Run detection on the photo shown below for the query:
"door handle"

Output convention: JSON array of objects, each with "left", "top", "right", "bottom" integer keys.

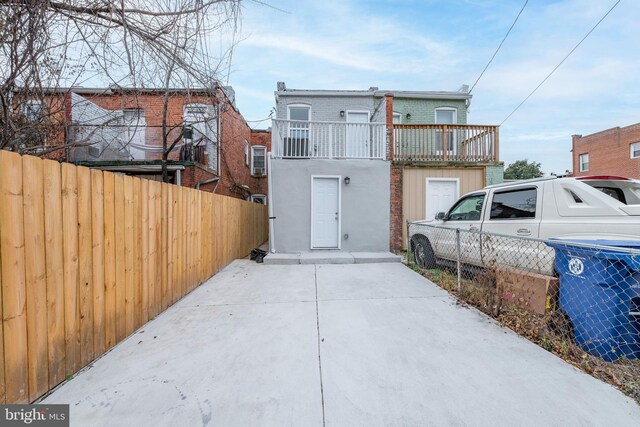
[{"left": 517, "top": 228, "right": 531, "bottom": 236}]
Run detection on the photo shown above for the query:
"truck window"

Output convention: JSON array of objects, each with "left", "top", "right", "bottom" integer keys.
[
  {"left": 490, "top": 187, "right": 537, "bottom": 220},
  {"left": 447, "top": 194, "right": 485, "bottom": 221}
]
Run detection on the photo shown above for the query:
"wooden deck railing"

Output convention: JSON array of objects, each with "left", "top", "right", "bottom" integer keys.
[{"left": 393, "top": 124, "right": 499, "bottom": 162}]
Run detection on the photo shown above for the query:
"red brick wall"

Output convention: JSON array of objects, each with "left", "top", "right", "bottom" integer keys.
[
  {"left": 572, "top": 123, "right": 640, "bottom": 179},
  {"left": 181, "top": 164, "right": 218, "bottom": 192},
  {"left": 386, "top": 93, "right": 403, "bottom": 251}
]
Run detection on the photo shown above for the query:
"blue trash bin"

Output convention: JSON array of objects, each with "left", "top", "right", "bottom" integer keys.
[{"left": 546, "top": 239, "right": 640, "bottom": 362}]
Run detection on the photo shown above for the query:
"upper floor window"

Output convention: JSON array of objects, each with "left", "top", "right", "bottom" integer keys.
[
  {"left": 22, "top": 99, "right": 44, "bottom": 121},
  {"left": 287, "top": 104, "right": 310, "bottom": 141},
  {"left": 392, "top": 112, "right": 402, "bottom": 124},
  {"left": 244, "top": 140, "right": 249, "bottom": 166},
  {"left": 251, "top": 145, "right": 267, "bottom": 176},
  {"left": 250, "top": 194, "right": 267, "bottom": 204},
  {"left": 579, "top": 153, "right": 589, "bottom": 172},
  {"left": 631, "top": 142, "right": 640, "bottom": 159},
  {"left": 435, "top": 108, "right": 457, "bottom": 125}
]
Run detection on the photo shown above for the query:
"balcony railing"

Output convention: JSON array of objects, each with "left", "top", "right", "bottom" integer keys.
[
  {"left": 272, "top": 119, "right": 387, "bottom": 159},
  {"left": 393, "top": 124, "right": 499, "bottom": 163}
]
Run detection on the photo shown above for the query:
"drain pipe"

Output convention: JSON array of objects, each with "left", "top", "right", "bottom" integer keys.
[
  {"left": 195, "top": 177, "right": 220, "bottom": 192},
  {"left": 267, "top": 152, "right": 275, "bottom": 253}
]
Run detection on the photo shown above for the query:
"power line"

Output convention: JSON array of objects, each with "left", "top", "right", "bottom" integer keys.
[
  {"left": 501, "top": 0, "right": 622, "bottom": 126},
  {"left": 469, "top": 0, "right": 529, "bottom": 94}
]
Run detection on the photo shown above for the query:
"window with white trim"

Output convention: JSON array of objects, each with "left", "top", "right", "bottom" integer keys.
[
  {"left": 579, "top": 153, "right": 589, "bottom": 172},
  {"left": 250, "top": 194, "right": 267, "bottom": 204},
  {"left": 287, "top": 104, "right": 310, "bottom": 139},
  {"left": 392, "top": 112, "right": 402, "bottom": 124},
  {"left": 631, "top": 142, "right": 640, "bottom": 159},
  {"left": 251, "top": 145, "right": 267, "bottom": 176},
  {"left": 435, "top": 107, "right": 457, "bottom": 152},
  {"left": 244, "top": 140, "right": 249, "bottom": 166}
]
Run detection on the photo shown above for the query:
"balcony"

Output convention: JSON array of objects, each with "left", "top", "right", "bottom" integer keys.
[
  {"left": 393, "top": 124, "right": 499, "bottom": 163},
  {"left": 272, "top": 119, "right": 387, "bottom": 160}
]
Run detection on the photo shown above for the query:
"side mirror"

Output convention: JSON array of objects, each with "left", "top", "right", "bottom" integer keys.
[{"left": 435, "top": 212, "right": 447, "bottom": 221}]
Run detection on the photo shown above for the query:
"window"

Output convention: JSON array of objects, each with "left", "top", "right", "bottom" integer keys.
[
  {"left": 392, "top": 112, "right": 402, "bottom": 124},
  {"left": 22, "top": 99, "right": 44, "bottom": 121},
  {"left": 251, "top": 145, "right": 267, "bottom": 176},
  {"left": 287, "top": 104, "right": 310, "bottom": 139},
  {"left": 631, "top": 142, "right": 640, "bottom": 159},
  {"left": 250, "top": 194, "right": 267, "bottom": 204},
  {"left": 435, "top": 108, "right": 457, "bottom": 152},
  {"left": 244, "top": 140, "right": 249, "bottom": 166},
  {"left": 447, "top": 193, "right": 485, "bottom": 221},
  {"left": 490, "top": 188, "right": 537, "bottom": 220},
  {"left": 579, "top": 153, "right": 589, "bottom": 172}
]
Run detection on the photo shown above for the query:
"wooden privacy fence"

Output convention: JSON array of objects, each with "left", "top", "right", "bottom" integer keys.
[{"left": 0, "top": 151, "right": 268, "bottom": 404}]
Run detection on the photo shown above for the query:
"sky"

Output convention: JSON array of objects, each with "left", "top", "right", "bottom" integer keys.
[{"left": 224, "top": 0, "right": 639, "bottom": 175}]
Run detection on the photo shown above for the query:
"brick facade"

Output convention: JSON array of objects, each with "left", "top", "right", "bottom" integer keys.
[
  {"left": 572, "top": 123, "right": 640, "bottom": 179},
  {"left": 37, "top": 87, "right": 271, "bottom": 201},
  {"left": 386, "top": 94, "right": 404, "bottom": 251}
]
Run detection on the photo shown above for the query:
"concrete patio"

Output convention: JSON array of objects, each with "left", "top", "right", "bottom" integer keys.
[{"left": 42, "top": 261, "right": 640, "bottom": 426}]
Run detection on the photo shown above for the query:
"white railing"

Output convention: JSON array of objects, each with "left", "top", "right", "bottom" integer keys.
[{"left": 271, "top": 119, "right": 387, "bottom": 159}]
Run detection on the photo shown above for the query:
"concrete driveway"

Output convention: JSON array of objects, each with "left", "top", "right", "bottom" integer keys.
[{"left": 43, "top": 260, "right": 640, "bottom": 426}]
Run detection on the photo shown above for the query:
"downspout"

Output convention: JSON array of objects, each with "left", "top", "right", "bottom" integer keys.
[
  {"left": 267, "top": 152, "right": 275, "bottom": 253},
  {"left": 195, "top": 177, "right": 220, "bottom": 192}
]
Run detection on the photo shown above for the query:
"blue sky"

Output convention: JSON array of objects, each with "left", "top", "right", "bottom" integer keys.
[{"left": 226, "top": 0, "right": 639, "bottom": 175}]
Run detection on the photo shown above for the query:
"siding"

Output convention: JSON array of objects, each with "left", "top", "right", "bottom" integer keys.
[
  {"left": 401, "top": 167, "right": 485, "bottom": 246},
  {"left": 390, "top": 98, "right": 468, "bottom": 124}
]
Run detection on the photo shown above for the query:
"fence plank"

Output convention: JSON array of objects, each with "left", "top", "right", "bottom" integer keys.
[
  {"left": 90, "top": 170, "right": 105, "bottom": 358},
  {"left": 77, "top": 166, "right": 94, "bottom": 368},
  {"left": 114, "top": 174, "right": 126, "bottom": 342},
  {"left": 140, "top": 179, "right": 149, "bottom": 324},
  {"left": 0, "top": 151, "right": 28, "bottom": 403},
  {"left": 61, "top": 163, "right": 80, "bottom": 376},
  {"left": 161, "top": 184, "right": 168, "bottom": 311},
  {"left": 22, "top": 155, "right": 48, "bottom": 401},
  {"left": 124, "top": 176, "right": 135, "bottom": 336},
  {"left": 147, "top": 182, "right": 157, "bottom": 318},
  {"left": 133, "top": 178, "right": 142, "bottom": 329},
  {"left": 103, "top": 172, "right": 116, "bottom": 350}
]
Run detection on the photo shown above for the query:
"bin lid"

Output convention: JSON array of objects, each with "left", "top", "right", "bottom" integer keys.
[{"left": 546, "top": 239, "right": 640, "bottom": 270}]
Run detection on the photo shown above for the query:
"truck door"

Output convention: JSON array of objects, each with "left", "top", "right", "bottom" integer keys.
[
  {"left": 435, "top": 192, "right": 486, "bottom": 266},
  {"left": 481, "top": 185, "right": 544, "bottom": 272}
]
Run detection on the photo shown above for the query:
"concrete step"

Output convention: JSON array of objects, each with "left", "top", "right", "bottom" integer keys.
[{"left": 263, "top": 251, "right": 401, "bottom": 265}]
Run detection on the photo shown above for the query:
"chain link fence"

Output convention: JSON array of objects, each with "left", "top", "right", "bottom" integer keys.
[{"left": 407, "top": 221, "right": 640, "bottom": 402}]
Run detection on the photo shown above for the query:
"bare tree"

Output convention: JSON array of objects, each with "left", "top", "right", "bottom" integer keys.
[{"left": 0, "top": 0, "right": 242, "bottom": 176}]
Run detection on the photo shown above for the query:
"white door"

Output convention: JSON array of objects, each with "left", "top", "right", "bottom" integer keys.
[
  {"left": 425, "top": 179, "right": 458, "bottom": 220},
  {"left": 312, "top": 177, "right": 340, "bottom": 249},
  {"left": 346, "top": 111, "right": 369, "bottom": 157}
]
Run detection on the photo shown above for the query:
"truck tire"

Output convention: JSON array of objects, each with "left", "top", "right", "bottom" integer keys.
[{"left": 412, "top": 235, "right": 437, "bottom": 269}]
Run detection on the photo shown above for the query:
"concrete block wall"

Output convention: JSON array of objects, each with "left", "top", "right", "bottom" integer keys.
[
  {"left": 276, "top": 95, "right": 375, "bottom": 122},
  {"left": 572, "top": 124, "right": 640, "bottom": 179},
  {"left": 485, "top": 164, "right": 505, "bottom": 186}
]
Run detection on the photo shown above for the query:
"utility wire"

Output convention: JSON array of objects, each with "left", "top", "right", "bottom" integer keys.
[
  {"left": 469, "top": 0, "right": 529, "bottom": 94},
  {"left": 501, "top": 0, "right": 622, "bottom": 125}
]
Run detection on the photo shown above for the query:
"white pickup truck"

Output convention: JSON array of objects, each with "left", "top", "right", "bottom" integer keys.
[{"left": 409, "top": 175, "right": 640, "bottom": 275}]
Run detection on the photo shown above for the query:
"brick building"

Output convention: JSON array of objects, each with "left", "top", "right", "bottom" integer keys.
[
  {"left": 572, "top": 123, "right": 640, "bottom": 179},
  {"left": 24, "top": 86, "right": 269, "bottom": 201}
]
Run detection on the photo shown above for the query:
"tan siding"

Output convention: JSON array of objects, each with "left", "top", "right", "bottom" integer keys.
[{"left": 401, "top": 167, "right": 485, "bottom": 246}]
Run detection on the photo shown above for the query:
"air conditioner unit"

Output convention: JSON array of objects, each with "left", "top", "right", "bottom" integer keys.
[{"left": 253, "top": 167, "right": 266, "bottom": 176}]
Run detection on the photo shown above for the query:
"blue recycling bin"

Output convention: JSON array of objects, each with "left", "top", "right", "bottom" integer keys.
[{"left": 546, "top": 239, "right": 640, "bottom": 362}]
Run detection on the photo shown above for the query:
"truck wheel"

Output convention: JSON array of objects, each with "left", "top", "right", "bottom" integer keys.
[{"left": 412, "top": 235, "right": 437, "bottom": 269}]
